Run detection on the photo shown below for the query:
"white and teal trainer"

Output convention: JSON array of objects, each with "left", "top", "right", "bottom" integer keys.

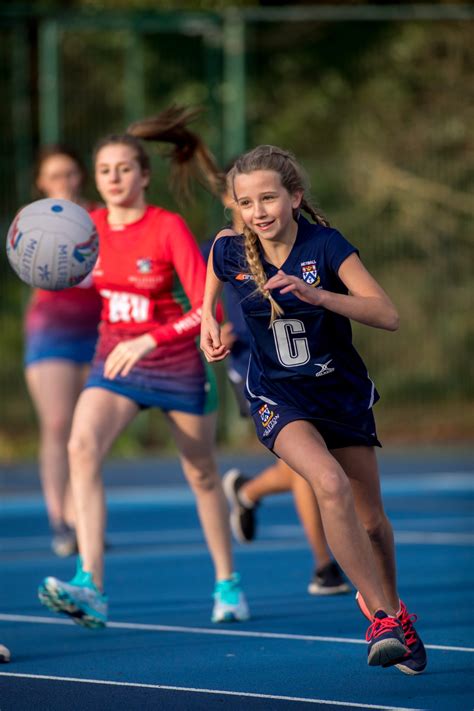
[
  {"left": 212, "top": 573, "right": 250, "bottom": 623},
  {"left": 38, "top": 557, "right": 108, "bottom": 630}
]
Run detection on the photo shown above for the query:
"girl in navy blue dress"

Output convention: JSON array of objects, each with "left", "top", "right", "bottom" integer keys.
[{"left": 201, "top": 145, "right": 426, "bottom": 673}]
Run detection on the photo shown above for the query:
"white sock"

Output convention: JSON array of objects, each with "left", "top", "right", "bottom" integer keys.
[{"left": 238, "top": 489, "right": 255, "bottom": 509}]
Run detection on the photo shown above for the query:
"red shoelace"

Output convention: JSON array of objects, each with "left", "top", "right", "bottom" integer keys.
[
  {"left": 365, "top": 614, "right": 400, "bottom": 642},
  {"left": 398, "top": 602, "right": 419, "bottom": 646}
]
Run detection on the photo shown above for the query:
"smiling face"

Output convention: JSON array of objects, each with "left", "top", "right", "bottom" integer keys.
[
  {"left": 36, "top": 154, "right": 84, "bottom": 202},
  {"left": 233, "top": 170, "right": 302, "bottom": 244},
  {"left": 94, "top": 143, "right": 150, "bottom": 209}
]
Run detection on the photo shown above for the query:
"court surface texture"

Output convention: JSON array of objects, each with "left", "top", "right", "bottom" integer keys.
[{"left": 1, "top": 448, "right": 473, "bottom": 710}]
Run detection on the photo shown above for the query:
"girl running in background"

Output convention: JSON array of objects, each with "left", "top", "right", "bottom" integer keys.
[
  {"left": 205, "top": 189, "right": 349, "bottom": 595},
  {"left": 39, "top": 107, "right": 249, "bottom": 629},
  {"left": 201, "top": 145, "right": 426, "bottom": 673},
  {"left": 25, "top": 146, "right": 102, "bottom": 557}
]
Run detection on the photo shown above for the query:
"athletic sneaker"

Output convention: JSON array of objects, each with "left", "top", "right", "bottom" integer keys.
[
  {"left": 51, "top": 522, "right": 78, "bottom": 558},
  {"left": 212, "top": 573, "right": 250, "bottom": 623},
  {"left": 38, "top": 558, "right": 107, "bottom": 629},
  {"left": 222, "top": 468, "right": 258, "bottom": 543},
  {"left": 0, "top": 644, "right": 11, "bottom": 663},
  {"left": 307, "top": 561, "right": 351, "bottom": 596},
  {"left": 366, "top": 610, "right": 409, "bottom": 667},
  {"left": 356, "top": 591, "right": 427, "bottom": 674}
]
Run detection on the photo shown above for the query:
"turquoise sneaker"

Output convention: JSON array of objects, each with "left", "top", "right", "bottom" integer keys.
[
  {"left": 38, "top": 557, "right": 108, "bottom": 629},
  {"left": 212, "top": 573, "right": 250, "bottom": 623}
]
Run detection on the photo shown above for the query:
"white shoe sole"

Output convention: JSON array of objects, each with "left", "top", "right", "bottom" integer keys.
[
  {"left": 222, "top": 468, "right": 253, "bottom": 544},
  {"left": 212, "top": 606, "right": 250, "bottom": 623},
  {"left": 394, "top": 661, "right": 425, "bottom": 675},
  {"left": 367, "top": 638, "right": 409, "bottom": 667},
  {"left": 0, "top": 644, "right": 11, "bottom": 663},
  {"left": 38, "top": 579, "right": 106, "bottom": 630},
  {"left": 308, "top": 582, "right": 351, "bottom": 596}
]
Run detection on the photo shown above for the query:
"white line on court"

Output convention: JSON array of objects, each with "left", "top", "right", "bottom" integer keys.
[
  {"left": 1, "top": 528, "right": 472, "bottom": 554},
  {"left": 0, "top": 613, "right": 472, "bottom": 653},
  {"left": 1, "top": 469, "right": 473, "bottom": 512},
  {"left": 394, "top": 531, "right": 474, "bottom": 545},
  {"left": 0, "top": 672, "right": 426, "bottom": 710}
]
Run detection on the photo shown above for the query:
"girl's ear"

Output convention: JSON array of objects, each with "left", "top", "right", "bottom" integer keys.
[
  {"left": 291, "top": 190, "right": 304, "bottom": 209},
  {"left": 141, "top": 170, "right": 151, "bottom": 190}
]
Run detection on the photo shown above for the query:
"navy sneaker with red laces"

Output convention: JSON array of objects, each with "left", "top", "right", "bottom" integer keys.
[
  {"left": 394, "top": 601, "right": 428, "bottom": 675},
  {"left": 366, "top": 610, "right": 410, "bottom": 667},
  {"left": 357, "top": 592, "right": 427, "bottom": 674}
]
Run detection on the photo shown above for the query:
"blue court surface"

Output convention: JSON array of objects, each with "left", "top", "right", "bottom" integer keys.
[{"left": 1, "top": 449, "right": 473, "bottom": 710}]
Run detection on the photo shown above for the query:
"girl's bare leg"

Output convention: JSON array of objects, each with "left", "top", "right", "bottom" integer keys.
[
  {"left": 333, "top": 446, "right": 399, "bottom": 610},
  {"left": 274, "top": 420, "right": 396, "bottom": 616},
  {"left": 166, "top": 410, "right": 233, "bottom": 581},
  {"left": 67, "top": 388, "right": 139, "bottom": 590},
  {"left": 26, "top": 360, "right": 88, "bottom": 527},
  {"left": 290, "top": 466, "right": 332, "bottom": 568},
  {"left": 242, "top": 460, "right": 293, "bottom": 502},
  {"left": 238, "top": 459, "right": 332, "bottom": 567}
]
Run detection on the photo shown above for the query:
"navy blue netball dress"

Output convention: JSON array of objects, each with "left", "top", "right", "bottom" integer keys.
[{"left": 212, "top": 216, "right": 381, "bottom": 451}]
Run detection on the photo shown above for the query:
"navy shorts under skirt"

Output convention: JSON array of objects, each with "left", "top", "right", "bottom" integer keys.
[{"left": 251, "top": 400, "right": 381, "bottom": 453}]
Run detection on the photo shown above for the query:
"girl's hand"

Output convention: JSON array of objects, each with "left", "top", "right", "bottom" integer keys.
[
  {"left": 200, "top": 316, "right": 230, "bottom": 362},
  {"left": 220, "top": 321, "right": 238, "bottom": 351},
  {"left": 265, "top": 269, "right": 324, "bottom": 306},
  {"left": 104, "top": 333, "right": 157, "bottom": 380}
]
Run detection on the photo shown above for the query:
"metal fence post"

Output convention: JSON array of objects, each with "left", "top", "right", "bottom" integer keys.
[
  {"left": 38, "top": 19, "right": 61, "bottom": 144},
  {"left": 222, "top": 8, "right": 246, "bottom": 162},
  {"left": 124, "top": 30, "right": 145, "bottom": 126},
  {"left": 10, "top": 23, "right": 33, "bottom": 203}
]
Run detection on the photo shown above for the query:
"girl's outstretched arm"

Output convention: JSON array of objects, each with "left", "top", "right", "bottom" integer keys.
[{"left": 265, "top": 253, "right": 399, "bottom": 332}]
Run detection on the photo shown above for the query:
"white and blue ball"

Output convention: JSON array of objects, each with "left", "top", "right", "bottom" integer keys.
[{"left": 6, "top": 198, "right": 99, "bottom": 290}]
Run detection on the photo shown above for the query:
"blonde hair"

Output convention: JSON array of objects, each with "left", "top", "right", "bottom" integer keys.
[{"left": 228, "top": 145, "right": 329, "bottom": 323}]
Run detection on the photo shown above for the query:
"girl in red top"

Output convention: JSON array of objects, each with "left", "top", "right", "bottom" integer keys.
[
  {"left": 39, "top": 107, "right": 249, "bottom": 628},
  {"left": 25, "top": 146, "right": 102, "bottom": 557}
]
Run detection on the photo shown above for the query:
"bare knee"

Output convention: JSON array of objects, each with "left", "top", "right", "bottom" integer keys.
[
  {"left": 312, "top": 464, "right": 351, "bottom": 506},
  {"left": 67, "top": 432, "right": 101, "bottom": 474},
  {"left": 182, "top": 458, "right": 218, "bottom": 493},
  {"left": 41, "top": 412, "right": 72, "bottom": 444}
]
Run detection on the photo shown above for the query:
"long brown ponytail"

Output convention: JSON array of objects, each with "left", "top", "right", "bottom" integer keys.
[{"left": 94, "top": 105, "right": 224, "bottom": 200}]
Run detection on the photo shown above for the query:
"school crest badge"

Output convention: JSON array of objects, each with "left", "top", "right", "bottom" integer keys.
[
  {"left": 137, "top": 258, "right": 153, "bottom": 274},
  {"left": 258, "top": 403, "right": 280, "bottom": 436},
  {"left": 301, "top": 260, "right": 320, "bottom": 287},
  {"left": 259, "top": 403, "right": 274, "bottom": 427}
]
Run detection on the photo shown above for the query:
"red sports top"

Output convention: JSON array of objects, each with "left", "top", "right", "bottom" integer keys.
[{"left": 90, "top": 205, "right": 207, "bottom": 346}]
